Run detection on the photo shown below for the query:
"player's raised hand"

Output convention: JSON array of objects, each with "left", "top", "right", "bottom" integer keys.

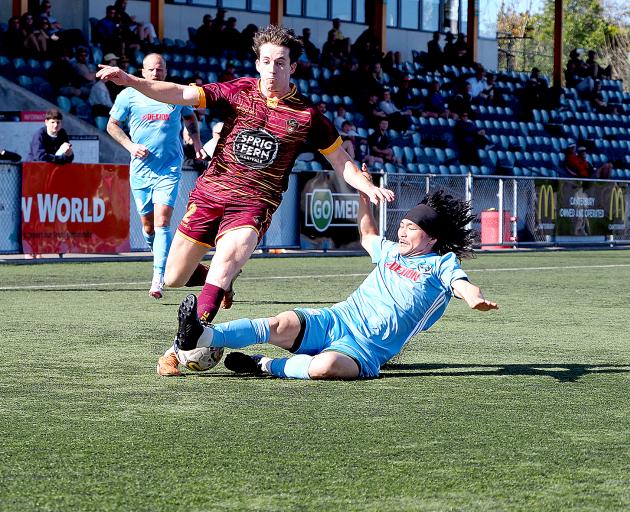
[
  {"left": 360, "top": 163, "right": 395, "bottom": 205},
  {"left": 96, "top": 64, "right": 132, "bottom": 86}
]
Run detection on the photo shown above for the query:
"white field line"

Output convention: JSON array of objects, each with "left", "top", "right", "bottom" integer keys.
[{"left": 0, "top": 263, "right": 629, "bottom": 291}]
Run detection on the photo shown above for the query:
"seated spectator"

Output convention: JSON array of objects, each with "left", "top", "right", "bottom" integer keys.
[
  {"left": 368, "top": 119, "right": 398, "bottom": 164},
  {"left": 19, "top": 12, "right": 35, "bottom": 40},
  {"left": 425, "top": 31, "right": 443, "bottom": 71},
  {"left": 359, "top": 93, "right": 388, "bottom": 128},
  {"left": 584, "top": 50, "right": 612, "bottom": 80},
  {"left": 449, "top": 82, "right": 473, "bottom": 119},
  {"left": 564, "top": 144, "right": 611, "bottom": 179},
  {"left": 454, "top": 111, "right": 490, "bottom": 165},
  {"left": 480, "top": 72, "right": 500, "bottom": 106},
  {"left": 424, "top": 80, "right": 450, "bottom": 118},
  {"left": 333, "top": 105, "right": 349, "bottom": 131},
  {"left": 24, "top": 16, "right": 56, "bottom": 58},
  {"left": 114, "top": 0, "right": 156, "bottom": 44},
  {"left": 588, "top": 80, "right": 618, "bottom": 114},
  {"left": 321, "top": 30, "right": 344, "bottom": 69},
  {"left": 89, "top": 53, "right": 119, "bottom": 117},
  {"left": 379, "top": 88, "right": 412, "bottom": 131},
  {"left": 37, "top": 1, "right": 62, "bottom": 34},
  {"left": 26, "top": 108, "right": 74, "bottom": 164},
  {"left": 466, "top": 66, "right": 488, "bottom": 105},
  {"left": 72, "top": 46, "right": 96, "bottom": 91},
  {"left": 394, "top": 75, "right": 423, "bottom": 115},
  {"left": 194, "top": 14, "right": 214, "bottom": 54},
  {"left": 328, "top": 18, "right": 350, "bottom": 56},
  {"left": 94, "top": 5, "right": 124, "bottom": 57},
  {"left": 299, "top": 27, "right": 320, "bottom": 64},
  {"left": 47, "top": 49, "right": 85, "bottom": 98},
  {"left": 565, "top": 49, "right": 594, "bottom": 96},
  {"left": 5, "top": 16, "right": 26, "bottom": 57}
]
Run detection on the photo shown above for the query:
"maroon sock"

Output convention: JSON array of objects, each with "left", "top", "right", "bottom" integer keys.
[
  {"left": 197, "top": 283, "right": 225, "bottom": 323},
  {"left": 185, "top": 263, "right": 209, "bottom": 287}
]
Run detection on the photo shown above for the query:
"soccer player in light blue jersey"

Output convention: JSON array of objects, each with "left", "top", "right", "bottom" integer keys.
[
  {"left": 172, "top": 168, "right": 498, "bottom": 380},
  {"left": 107, "top": 53, "right": 205, "bottom": 298}
]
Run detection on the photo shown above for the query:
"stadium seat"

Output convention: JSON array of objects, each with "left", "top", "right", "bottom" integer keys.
[
  {"left": 309, "top": 161, "right": 323, "bottom": 171},
  {"left": 17, "top": 75, "right": 33, "bottom": 89},
  {"left": 384, "top": 162, "right": 398, "bottom": 173},
  {"left": 94, "top": 116, "right": 109, "bottom": 131},
  {"left": 56, "top": 96, "right": 72, "bottom": 113}
]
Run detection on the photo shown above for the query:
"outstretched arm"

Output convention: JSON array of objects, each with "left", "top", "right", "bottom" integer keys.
[
  {"left": 324, "top": 145, "right": 395, "bottom": 205},
  {"left": 357, "top": 164, "right": 381, "bottom": 256},
  {"left": 96, "top": 65, "right": 199, "bottom": 106},
  {"left": 452, "top": 279, "right": 499, "bottom": 311}
]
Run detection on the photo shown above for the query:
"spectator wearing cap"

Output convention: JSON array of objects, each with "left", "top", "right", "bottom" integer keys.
[
  {"left": 564, "top": 144, "right": 611, "bottom": 179},
  {"left": 27, "top": 108, "right": 74, "bottom": 164}
]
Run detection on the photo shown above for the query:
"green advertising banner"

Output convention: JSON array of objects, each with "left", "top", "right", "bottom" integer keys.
[{"left": 534, "top": 180, "right": 628, "bottom": 239}]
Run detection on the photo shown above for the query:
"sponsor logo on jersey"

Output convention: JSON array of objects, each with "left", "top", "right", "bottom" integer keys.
[
  {"left": 233, "top": 129, "right": 279, "bottom": 169},
  {"left": 385, "top": 261, "right": 423, "bottom": 282},
  {"left": 141, "top": 113, "right": 171, "bottom": 121}
]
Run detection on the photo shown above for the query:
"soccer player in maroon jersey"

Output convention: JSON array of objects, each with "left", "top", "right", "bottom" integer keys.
[{"left": 96, "top": 25, "right": 395, "bottom": 376}]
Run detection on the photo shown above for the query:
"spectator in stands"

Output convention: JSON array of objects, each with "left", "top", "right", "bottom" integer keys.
[
  {"left": 327, "top": 58, "right": 359, "bottom": 97},
  {"left": 588, "top": 80, "right": 618, "bottom": 114},
  {"left": 27, "top": 108, "right": 74, "bottom": 164},
  {"left": 47, "top": 48, "right": 84, "bottom": 98},
  {"left": 333, "top": 105, "right": 349, "bottom": 131},
  {"left": 218, "top": 61, "right": 237, "bottom": 82},
  {"left": 194, "top": 14, "right": 214, "bottom": 55},
  {"left": 351, "top": 27, "right": 380, "bottom": 64},
  {"left": 360, "top": 93, "right": 388, "bottom": 128},
  {"left": 443, "top": 32, "right": 456, "bottom": 65},
  {"left": 454, "top": 111, "right": 490, "bottom": 165},
  {"left": 38, "top": 1, "right": 62, "bottom": 34},
  {"left": 564, "top": 144, "right": 611, "bottom": 179},
  {"left": 114, "top": 0, "right": 156, "bottom": 44},
  {"left": 394, "top": 75, "right": 423, "bottom": 115},
  {"left": 299, "top": 27, "right": 320, "bottom": 64},
  {"left": 89, "top": 53, "right": 119, "bottom": 117},
  {"left": 584, "top": 50, "right": 612, "bottom": 80},
  {"left": 73, "top": 46, "right": 97, "bottom": 92},
  {"left": 424, "top": 80, "right": 450, "bottom": 118},
  {"left": 220, "top": 17, "right": 241, "bottom": 58},
  {"left": 449, "top": 81, "right": 473, "bottom": 119},
  {"left": 5, "top": 16, "right": 26, "bottom": 57},
  {"left": 371, "top": 61, "right": 386, "bottom": 88},
  {"left": 379, "top": 88, "right": 412, "bottom": 131},
  {"left": 480, "top": 72, "right": 500, "bottom": 106},
  {"left": 19, "top": 12, "right": 35, "bottom": 39},
  {"left": 24, "top": 16, "right": 56, "bottom": 58},
  {"left": 368, "top": 119, "right": 398, "bottom": 164},
  {"left": 316, "top": 101, "right": 328, "bottom": 117},
  {"left": 239, "top": 23, "right": 258, "bottom": 60},
  {"left": 425, "top": 31, "right": 443, "bottom": 71},
  {"left": 519, "top": 75, "right": 546, "bottom": 121},
  {"left": 453, "top": 33, "right": 470, "bottom": 66},
  {"left": 94, "top": 5, "right": 125, "bottom": 57},
  {"left": 321, "top": 30, "right": 344, "bottom": 69},
  {"left": 467, "top": 66, "right": 488, "bottom": 104},
  {"left": 565, "top": 49, "right": 594, "bottom": 96}
]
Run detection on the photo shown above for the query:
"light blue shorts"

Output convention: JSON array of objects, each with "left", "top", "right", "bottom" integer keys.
[
  {"left": 292, "top": 307, "right": 381, "bottom": 378},
  {"left": 131, "top": 172, "right": 180, "bottom": 216}
]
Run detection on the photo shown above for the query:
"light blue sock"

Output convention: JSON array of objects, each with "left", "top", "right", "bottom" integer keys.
[
  {"left": 269, "top": 355, "right": 313, "bottom": 379},
  {"left": 142, "top": 230, "right": 155, "bottom": 251},
  {"left": 152, "top": 226, "right": 172, "bottom": 278},
  {"left": 202, "top": 318, "right": 270, "bottom": 349}
]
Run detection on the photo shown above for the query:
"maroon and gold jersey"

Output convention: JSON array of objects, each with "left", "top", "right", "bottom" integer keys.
[{"left": 193, "top": 77, "right": 341, "bottom": 208}]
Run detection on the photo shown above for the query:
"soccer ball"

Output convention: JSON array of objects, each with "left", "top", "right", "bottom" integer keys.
[{"left": 174, "top": 344, "right": 224, "bottom": 372}]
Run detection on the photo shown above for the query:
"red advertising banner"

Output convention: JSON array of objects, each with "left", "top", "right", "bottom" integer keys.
[{"left": 22, "top": 162, "right": 130, "bottom": 254}]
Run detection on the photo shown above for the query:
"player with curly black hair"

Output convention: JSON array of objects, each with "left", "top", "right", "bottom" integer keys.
[{"left": 172, "top": 166, "right": 498, "bottom": 380}]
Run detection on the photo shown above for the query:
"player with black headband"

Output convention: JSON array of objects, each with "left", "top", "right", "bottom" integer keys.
[{"left": 173, "top": 168, "right": 498, "bottom": 380}]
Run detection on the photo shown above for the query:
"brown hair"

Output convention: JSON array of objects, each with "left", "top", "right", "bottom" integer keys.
[
  {"left": 252, "top": 25, "right": 303, "bottom": 63},
  {"left": 45, "top": 108, "right": 63, "bottom": 120}
]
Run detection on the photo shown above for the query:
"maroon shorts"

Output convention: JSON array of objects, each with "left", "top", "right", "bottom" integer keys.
[{"left": 177, "top": 185, "right": 275, "bottom": 248}]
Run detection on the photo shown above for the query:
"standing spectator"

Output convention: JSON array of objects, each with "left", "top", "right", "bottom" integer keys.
[
  {"left": 106, "top": 53, "right": 205, "bottom": 299},
  {"left": 299, "top": 27, "right": 320, "bottom": 64},
  {"left": 239, "top": 23, "right": 258, "bottom": 60},
  {"left": 27, "top": 108, "right": 74, "bottom": 164},
  {"left": 194, "top": 14, "right": 214, "bottom": 55},
  {"left": 453, "top": 33, "right": 470, "bottom": 66},
  {"left": 220, "top": 17, "right": 241, "bottom": 58},
  {"left": 425, "top": 31, "right": 443, "bottom": 71},
  {"left": 443, "top": 32, "right": 456, "bottom": 65},
  {"left": 564, "top": 144, "right": 611, "bottom": 179},
  {"left": 368, "top": 119, "right": 398, "bottom": 164}
]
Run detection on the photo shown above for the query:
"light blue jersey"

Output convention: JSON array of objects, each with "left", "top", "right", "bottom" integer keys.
[
  {"left": 110, "top": 88, "right": 193, "bottom": 183},
  {"left": 295, "top": 236, "right": 468, "bottom": 377}
]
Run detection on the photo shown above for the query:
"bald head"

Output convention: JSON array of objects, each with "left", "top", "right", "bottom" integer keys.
[{"left": 142, "top": 53, "right": 167, "bottom": 81}]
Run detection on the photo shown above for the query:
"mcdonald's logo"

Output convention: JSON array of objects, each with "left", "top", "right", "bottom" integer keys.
[
  {"left": 537, "top": 184, "right": 556, "bottom": 222},
  {"left": 609, "top": 185, "right": 626, "bottom": 221}
]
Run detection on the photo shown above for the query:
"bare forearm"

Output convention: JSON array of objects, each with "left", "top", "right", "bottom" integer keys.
[
  {"left": 358, "top": 195, "right": 378, "bottom": 238},
  {"left": 107, "top": 121, "right": 133, "bottom": 152},
  {"left": 183, "top": 116, "right": 202, "bottom": 146},
  {"left": 124, "top": 75, "right": 198, "bottom": 105}
]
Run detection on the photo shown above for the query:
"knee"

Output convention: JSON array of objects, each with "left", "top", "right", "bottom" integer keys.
[
  {"left": 308, "top": 359, "right": 338, "bottom": 380},
  {"left": 164, "top": 268, "right": 185, "bottom": 288}
]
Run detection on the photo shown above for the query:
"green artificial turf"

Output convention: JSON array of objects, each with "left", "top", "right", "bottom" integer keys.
[{"left": 0, "top": 250, "right": 628, "bottom": 511}]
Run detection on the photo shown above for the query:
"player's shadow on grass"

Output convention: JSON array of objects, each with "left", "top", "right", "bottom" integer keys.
[{"left": 380, "top": 363, "right": 630, "bottom": 383}]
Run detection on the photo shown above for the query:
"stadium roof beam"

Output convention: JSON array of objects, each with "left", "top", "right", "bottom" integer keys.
[
  {"left": 553, "top": 0, "right": 563, "bottom": 86},
  {"left": 150, "top": 0, "right": 164, "bottom": 41},
  {"left": 466, "top": 0, "right": 479, "bottom": 63},
  {"left": 12, "top": 0, "right": 27, "bottom": 17},
  {"left": 270, "top": 0, "right": 283, "bottom": 25}
]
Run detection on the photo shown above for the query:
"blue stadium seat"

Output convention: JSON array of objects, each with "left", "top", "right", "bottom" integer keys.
[
  {"left": 94, "top": 116, "right": 109, "bottom": 131},
  {"left": 406, "top": 163, "right": 418, "bottom": 173},
  {"left": 403, "top": 146, "right": 415, "bottom": 164},
  {"left": 56, "top": 95, "right": 72, "bottom": 112},
  {"left": 309, "top": 161, "right": 323, "bottom": 171},
  {"left": 384, "top": 162, "right": 398, "bottom": 173},
  {"left": 17, "top": 75, "right": 33, "bottom": 89}
]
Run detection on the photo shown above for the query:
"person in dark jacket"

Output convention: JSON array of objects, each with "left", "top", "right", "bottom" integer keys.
[{"left": 27, "top": 108, "right": 74, "bottom": 163}]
